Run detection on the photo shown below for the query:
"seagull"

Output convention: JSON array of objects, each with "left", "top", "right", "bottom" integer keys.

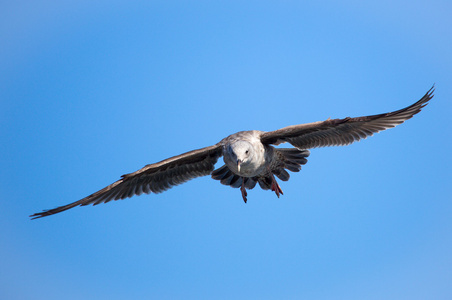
[{"left": 30, "top": 87, "right": 434, "bottom": 219}]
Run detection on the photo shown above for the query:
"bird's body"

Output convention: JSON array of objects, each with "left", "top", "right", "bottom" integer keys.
[
  {"left": 31, "top": 87, "right": 434, "bottom": 219},
  {"left": 222, "top": 130, "right": 267, "bottom": 177}
]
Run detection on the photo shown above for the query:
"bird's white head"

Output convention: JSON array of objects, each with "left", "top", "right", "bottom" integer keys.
[{"left": 227, "top": 141, "right": 253, "bottom": 172}]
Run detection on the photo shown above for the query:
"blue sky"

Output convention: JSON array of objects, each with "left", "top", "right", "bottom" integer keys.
[{"left": 1, "top": 1, "right": 451, "bottom": 299}]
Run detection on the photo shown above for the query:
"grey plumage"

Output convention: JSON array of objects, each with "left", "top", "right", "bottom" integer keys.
[{"left": 30, "top": 87, "right": 434, "bottom": 219}]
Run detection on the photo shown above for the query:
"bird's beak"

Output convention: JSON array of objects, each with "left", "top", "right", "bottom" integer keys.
[{"left": 237, "top": 160, "right": 241, "bottom": 172}]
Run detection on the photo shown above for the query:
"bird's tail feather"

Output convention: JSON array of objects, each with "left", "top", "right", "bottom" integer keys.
[{"left": 211, "top": 165, "right": 257, "bottom": 189}]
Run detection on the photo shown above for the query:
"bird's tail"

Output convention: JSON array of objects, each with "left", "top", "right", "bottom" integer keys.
[
  {"left": 211, "top": 165, "right": 258, "bottom": 189},
  {"left": 211, "top": 148, "right": 310, "bottom": 191}
]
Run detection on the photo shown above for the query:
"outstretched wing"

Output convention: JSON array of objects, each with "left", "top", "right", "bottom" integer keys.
[
  {"left": 260, "top": 87, "right": 434, "bottom": 149},
  {"left": 30, "top": 144, "right": 223, "bottom": 219}
]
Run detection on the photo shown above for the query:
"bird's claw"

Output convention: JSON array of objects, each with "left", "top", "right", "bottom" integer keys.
[
  {"left": 271, "top": 174, "right": 284, "bottom": 198},
  {"left": 240, "top": 181, "right": 248, "bottom": 203}
]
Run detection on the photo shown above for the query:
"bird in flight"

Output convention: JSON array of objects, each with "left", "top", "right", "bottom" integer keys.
[{"left": 30, "top": 87, "right": 434, "bottom": 219}]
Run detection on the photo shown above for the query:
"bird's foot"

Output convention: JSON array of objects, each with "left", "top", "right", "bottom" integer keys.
[
  {"left": 271, "top": 174, "right": 284, "bottom": 198},
  {"left": 240, "top": 181, "right": 248, "bottom": 203}
]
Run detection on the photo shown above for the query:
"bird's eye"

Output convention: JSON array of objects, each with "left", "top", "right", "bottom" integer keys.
[{"left": 245, "top": 150, "right": 249, "bottom": 154}]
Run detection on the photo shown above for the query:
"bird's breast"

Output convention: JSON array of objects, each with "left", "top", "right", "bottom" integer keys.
[
  {"left": 223, "top": 148, "right": 267, "bottom": 177},
  {"left": 224, "top": 157, "right": 266, "bottom": 177}
]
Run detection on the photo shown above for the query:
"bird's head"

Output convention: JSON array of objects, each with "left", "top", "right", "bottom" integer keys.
[{"left": 228, "top": 141, "right": 253, "bottom": 172}]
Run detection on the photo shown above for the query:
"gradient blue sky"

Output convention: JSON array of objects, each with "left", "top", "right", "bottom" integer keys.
[{"left": 1, "top": 1, "right": 451, "bottom": 299}]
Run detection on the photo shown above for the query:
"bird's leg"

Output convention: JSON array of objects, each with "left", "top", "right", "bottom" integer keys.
[
  {"left": 270, "top": 174, "right": 284, "bottom": 198},
  {"left": 240, "top": 179, "right": 248, "bottom": 203}
]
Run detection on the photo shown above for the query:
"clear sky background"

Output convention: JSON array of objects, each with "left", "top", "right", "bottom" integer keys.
[{"left": 1, "top": 1, "right": 451, "bottom": 299}]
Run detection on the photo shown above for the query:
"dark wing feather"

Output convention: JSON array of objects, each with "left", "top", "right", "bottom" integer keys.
[
  {"left": 30, "top": 144, "right": 223, "bottom": 219},
  {"left": 260, "top": 87, "right": 434, "bottom": 149}
]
